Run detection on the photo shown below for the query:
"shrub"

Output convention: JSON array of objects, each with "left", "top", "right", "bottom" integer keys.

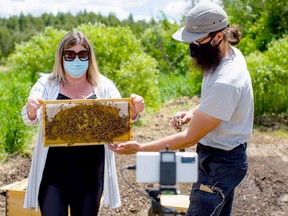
[
  {"left": 8, "top": 24, "right": 161, "bottom": 109},
  {"left": 247, "top": 35, "right": 288, "bottom": 116},
  {"left": 8, "top": 27, "right": 66, "bottom": 83},
  {"left": 0, "top": 71, "right": 33, "bottom": 153},
  {"left": 76, "top": 23, "right": 161, "bottom": 109},
  {"left": 140, "top": 22, "right": 191, "bottom": 76}
]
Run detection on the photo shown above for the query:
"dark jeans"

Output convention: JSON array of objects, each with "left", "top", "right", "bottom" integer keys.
[{"left": 187, "top": 143, "right": 248, "bottom": 216}]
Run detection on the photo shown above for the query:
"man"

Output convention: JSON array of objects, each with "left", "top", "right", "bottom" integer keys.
[{"left": 109, "top": 2, "right": 254, "bottom": 215}]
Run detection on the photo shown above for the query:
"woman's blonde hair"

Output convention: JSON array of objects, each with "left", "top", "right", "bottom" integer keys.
[{"left": 52, "top": 31, "right": 101, "bottom": 88}]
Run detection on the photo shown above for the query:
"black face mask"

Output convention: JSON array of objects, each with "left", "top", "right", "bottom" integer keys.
[{"left": 189, "top": 35, "right": 222, "bottom": 73}]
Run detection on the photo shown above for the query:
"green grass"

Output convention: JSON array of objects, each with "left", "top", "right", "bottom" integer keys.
[{"left": 275, "top": 130, "right": 288, "bottom": 139}]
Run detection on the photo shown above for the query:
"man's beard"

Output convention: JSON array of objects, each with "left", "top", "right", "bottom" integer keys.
[{"left": 192, "top": 45, "right": 222, "bottom": 75}]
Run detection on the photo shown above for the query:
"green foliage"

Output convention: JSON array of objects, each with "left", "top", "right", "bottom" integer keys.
[
  {"left": 140, "top": 21, "right": 191, "bottom": 76},
  {"left": 139, "top": 20, "right": 203, "bottom": 102},
  {"left": 8, "top": 27, "right": 66, "bottom": 83},
  {"left": 0, "top": 11, "right": 153, "bottom": 58},
  {"left": 247, "top": 35, "right": 288, "bottom": 116},
  {"left": 76, "top": 23, "right": 161, "bottom": 108},
  {"left": 0, "top": 71, "right": 33, "bottom": 153},
  {"left": 158, "top": 70, "right": 202, "bottom": 103},
  {"left": 0, "top": 26, "right": 13, "bottom": 60},
  {"left": 8, "top": 24, "right": 161, "bottom": 109},
  {"left": 223, "top": 0, "right": 288, "bottom": 55}
]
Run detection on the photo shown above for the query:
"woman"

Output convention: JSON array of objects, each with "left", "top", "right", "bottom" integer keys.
[{"left": 22, "top": 31, "right": 144, "bottom": 216}]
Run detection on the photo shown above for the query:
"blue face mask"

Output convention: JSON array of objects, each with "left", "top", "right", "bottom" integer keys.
[{"left": 64, "top": 58, "right": 89, "bottom": 78}]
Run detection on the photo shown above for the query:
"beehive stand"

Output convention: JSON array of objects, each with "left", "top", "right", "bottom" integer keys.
[
  {"left": 0, "top": 178, "right": 104, "bottom": 216},
  {"left": 0, "top": 178, "right": 40, "bottom": 216}
]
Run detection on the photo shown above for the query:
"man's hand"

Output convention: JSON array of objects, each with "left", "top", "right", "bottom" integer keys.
[{"left": 171, "top": 110, "right": 194, "bottom": 131}]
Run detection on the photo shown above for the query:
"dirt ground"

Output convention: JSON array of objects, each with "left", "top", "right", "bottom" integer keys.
[{"left": 0, "top": 96, "right": 287, "bottom": 216}]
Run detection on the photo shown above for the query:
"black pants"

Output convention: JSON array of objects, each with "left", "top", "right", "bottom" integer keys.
[
  {"left": 38, "top": 182, "right": 103, "bottom": 216},
  {"left": 39, "top": 145, "right": 105, "bottom": 216}
]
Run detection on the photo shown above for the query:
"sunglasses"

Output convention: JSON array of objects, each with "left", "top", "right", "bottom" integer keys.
[{"left": 63, "top": 50, "right": 90, "bottom": 61}]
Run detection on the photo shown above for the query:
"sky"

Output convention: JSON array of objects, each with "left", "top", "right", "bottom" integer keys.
[{"left": 0, "top": 0, "right": 213, "bottom": 23}]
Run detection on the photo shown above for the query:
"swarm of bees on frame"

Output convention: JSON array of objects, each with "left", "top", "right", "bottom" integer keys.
[{"left": 45, "top": 101, "right": 131, "bottom": 145}]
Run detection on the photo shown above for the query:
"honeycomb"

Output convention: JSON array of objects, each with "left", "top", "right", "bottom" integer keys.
[{"left": 43, "top": 99, "right": 131, "bottom": 146}]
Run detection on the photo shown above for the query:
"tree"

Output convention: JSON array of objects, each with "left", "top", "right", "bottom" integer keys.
[
  {"left": 0, "top": 26, "right": 13, "bottom": 57},
  {"left": 222, "top": 0, "right": 288, "bottom": 54}
]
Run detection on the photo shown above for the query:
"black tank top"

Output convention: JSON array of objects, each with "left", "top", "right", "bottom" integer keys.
[{"left": 42, "top": 93, "right": 105, "bottom": 188}]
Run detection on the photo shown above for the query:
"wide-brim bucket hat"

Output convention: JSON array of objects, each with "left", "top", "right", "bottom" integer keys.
[{"left": 173, "top": 2, "right": 228, "bottom": 43}]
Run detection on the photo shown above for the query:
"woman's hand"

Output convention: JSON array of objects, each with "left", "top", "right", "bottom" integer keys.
[
  {"left": 108, "top": 141, "right": 141, "bottom": 154},
  {"left": 130, "top": 94, "right": 145, "bottom": 119},
  {"left": 26, "top": 97, "right": 42, "bottom": 120}
]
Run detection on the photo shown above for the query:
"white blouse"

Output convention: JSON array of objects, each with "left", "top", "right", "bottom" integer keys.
[{"left": 22, "top": 73, "right": 121, "bottom": 210}]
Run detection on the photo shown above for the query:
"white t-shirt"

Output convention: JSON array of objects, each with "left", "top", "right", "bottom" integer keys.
[{"left": 199, "top": 46, "right": 254, "bottom": 150}]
